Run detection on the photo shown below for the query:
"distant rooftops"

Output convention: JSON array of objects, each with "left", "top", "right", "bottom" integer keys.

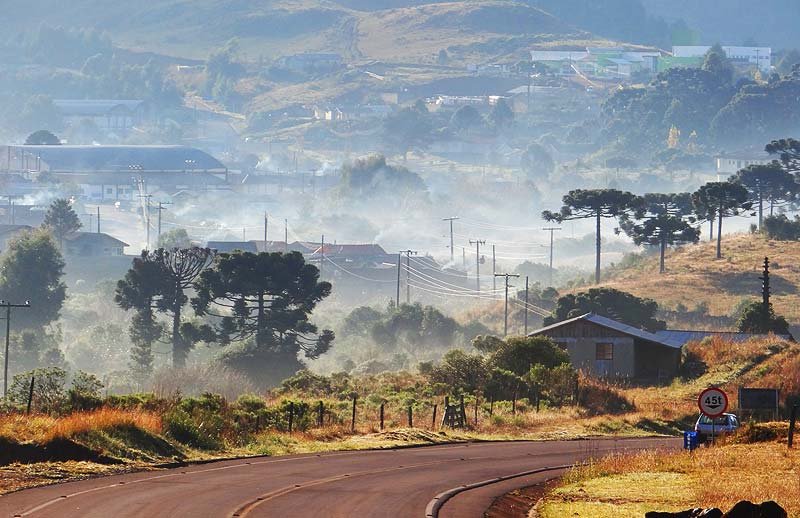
[
  {"left": 3, "top": 145, "right": 226, "bottom": 173},
  {"left": 53, "top": 99, "right": 146, "bottom": 117}
]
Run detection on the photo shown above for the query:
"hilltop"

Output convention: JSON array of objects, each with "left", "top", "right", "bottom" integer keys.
[
  {"left": 599, "top": 234, "right": 800, "bottom": 328},
  {"left": 0, "top": 0, "right": 585, "bottom": 62}
]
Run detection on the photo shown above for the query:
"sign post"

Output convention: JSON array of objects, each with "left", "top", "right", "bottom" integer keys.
[{"left": 698, "top": 387, "right": 729, "bottom": 444}]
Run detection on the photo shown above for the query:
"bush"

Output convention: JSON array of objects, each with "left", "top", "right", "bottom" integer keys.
[
  {"left": 68, "top": 371, "right": 104, "bottom": 411},
  {"left": 763, "top": 214, "right": 800, "bottom": 240},
  {"left": 165, "top": 408, "right": 221, "bottom": 449},
  {"left": 8, "top": 367, "right": 68, "bottom": 414}
]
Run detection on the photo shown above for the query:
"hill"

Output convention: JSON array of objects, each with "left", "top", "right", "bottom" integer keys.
[
  {"left": 0, "top": 0, "right": 582, "bottom": 62},
  {"left": 599, "top": 234, "right": 800, "bottom": 328}
]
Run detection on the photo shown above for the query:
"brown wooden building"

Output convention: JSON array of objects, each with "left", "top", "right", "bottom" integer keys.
[{"left": 529, "top": 313, "right": 682, "bottom": 382}]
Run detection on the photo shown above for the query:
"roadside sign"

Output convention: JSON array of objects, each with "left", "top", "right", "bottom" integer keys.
[{"left": 698, "top": 387, "right": 728, "bottom": 418}]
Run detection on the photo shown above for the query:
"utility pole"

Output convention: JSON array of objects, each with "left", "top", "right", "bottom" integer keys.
[
  {"left": 264, "top": 213, "right": 268, "bottom": 243},
  {"left": 492, "top": 245, "right": 496, "bottom": 291},
  {"left": 494, "top": 274, "right": 519, "bottom": 336},
  {"left": 469, "top": 239, "right": 486, "bottom": 293},
  {"left": 397, "top": 250, "right": 418, "bottom": 306},
  {"left": 524, "top": 276, "right": 529, "bottom": 334},
  {"left": 462, "top": 247, "right": 466, "bottom": 268},
  {"left": 284, "top": 219, "right": 288, "bottom": 253},
  {"left": 138, "top": 193, "right": 153, "bottom": 250},
  {"left": 320, "top": 235, "right": 325, "bottom": 277},
  {"left": 543, "top": 227, "right": 561, "bottom": 287},
  {"left": 156, "top": 202, "right": 172, "bottom": 244},
  {"left": 442, "top": 217, "right": 459, "bottom": 263},
  {"left": 96, "top": 206, "right": 100, "bottom": 234},
  {"left": 759, "top": 256, "right": 771, "bottom": 330},
  {"left": 2, "top": 300, "right": 30, "bottom": 399}
]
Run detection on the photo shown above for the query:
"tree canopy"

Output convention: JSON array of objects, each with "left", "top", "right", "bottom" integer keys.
[
  {"left": 25, "top": 130, "right": 61, "bottom": 145},
  {"left": 730, "top": 162, "right": 798, "bottom": 228},
  {"left": 0, "top": 229, "right": 65, "bottom": 330},
  {"left": 42, "top": 198, "right": 82, "bottom": 249},
  {"left": 543, "top": 287, "right": 666, "bottom": 332},
  {"left": 691, "top": 182, "right": 751, "bottom": 258},
  {"left": 619, "top": 193, "right": 700, "bottom": 273},
  {"left": 543, "top": 189, "right": 640, "bottom": 283}
]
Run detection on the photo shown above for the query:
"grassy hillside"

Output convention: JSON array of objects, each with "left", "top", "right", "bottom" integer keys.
[
  {"left": 600, "top": 234, "right": 800, "bottom": 327},
  {"left": 1, "top": 0, "right": 583, "bottom": 62}
]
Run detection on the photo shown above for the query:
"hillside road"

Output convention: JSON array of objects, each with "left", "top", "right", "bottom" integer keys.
[{"left": 0, "top": 437, "right": 679, "bottom": 518}]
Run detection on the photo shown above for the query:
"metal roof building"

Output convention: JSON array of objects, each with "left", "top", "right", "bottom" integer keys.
[{"left": 1, "top": 145, "right": 227, "bottom": 174}]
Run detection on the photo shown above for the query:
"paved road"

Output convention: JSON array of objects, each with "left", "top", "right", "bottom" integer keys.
[{"left": 0, "top": 437, "right": 678, "bottom": 518}]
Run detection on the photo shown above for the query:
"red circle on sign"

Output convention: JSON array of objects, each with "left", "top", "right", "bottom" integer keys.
[{"left": 698, "top": 387, "right": 729, "bottom": 418}]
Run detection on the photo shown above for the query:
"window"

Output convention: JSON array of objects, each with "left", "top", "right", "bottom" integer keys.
[
  {"left": 106, "top": 187, "right": 113, "bottom": 194},
  {"left": 596, "top": 343, "right": 613, "bottom": 361}
]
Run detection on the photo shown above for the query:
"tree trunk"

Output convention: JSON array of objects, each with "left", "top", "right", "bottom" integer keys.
[
  {"left": 770, "top": 198, "right": 774, "bottom": 217},
  {"left": 595, "top": 212, "right": 601, "bottom": 284},
  {"left": 172, "top": 293, "right": 184, "bottom": 368},
  {"left": 758, "top": 191, "right": 764, "bottom": 230},
  {"left": 257, "top": 292, "right": 266, "bottom": 347},
  {"left": 659, "top": 235, "right": 666, "bottom": 274},
  {"left": 716, "top": 211, "right": 723, "bottom": 259},
  {"left": 709, "top": 217, "right": 714, "bottom": 241}
]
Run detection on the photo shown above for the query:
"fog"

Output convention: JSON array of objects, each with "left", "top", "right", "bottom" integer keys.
[{"left": 0, "top": 0, "right": 798, "bottom": 392}]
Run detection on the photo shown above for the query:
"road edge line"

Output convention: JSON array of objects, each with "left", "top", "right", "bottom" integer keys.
[{"left": 423, "top": 464, "right": 575, "bottom": 518}]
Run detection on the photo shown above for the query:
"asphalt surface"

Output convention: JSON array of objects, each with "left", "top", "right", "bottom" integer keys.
[{"left": 0, "top": 437, "right": 679, "bottom": 518}]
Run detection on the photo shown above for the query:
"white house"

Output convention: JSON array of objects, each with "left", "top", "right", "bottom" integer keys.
[{"left": 715, "top": 151, "right": 774, "bottom": 175}]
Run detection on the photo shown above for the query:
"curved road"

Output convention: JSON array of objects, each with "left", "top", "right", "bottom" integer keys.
[{"left": 0, "top": 438, "right": 678, "bottom": 518}]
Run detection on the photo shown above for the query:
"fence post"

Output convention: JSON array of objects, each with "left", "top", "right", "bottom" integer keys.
[
  {"left": 489, "top": 396, "right": 494, "bottom": 417},
  {"left": 26, "top": 375, "right": 35, "bottom": 415},
  {"left": 535, "top": 383, "right": 541, "bottom": 413},
  {"left": 432, "top": 404, "right": 437, "bottom": 430},
  {"left": 380, "top": 402, "right": 385, "bottom": 431},
  {"left": 789, "top": 405, "right": 798, "bottom": 449},
  {"left": 408, "top": 405, "right": 413, "bottom": 428},
  {"left": 317, "top": 401, "right": 324, "bottom": 427},
  {"left": 351, "top": 395, "right": 357, "bottom": 432},
  {"left": 474, "top": 396, "right": 478, "bottom": 426},
  {"left": 444, "top": 396, "right": 450, "bottom": 428},
  {"left": 459, "top": 395, "right": 466, "bottom": 427},
  {"left": 288, "top": 402, "right": 295, "bottom": 433}
]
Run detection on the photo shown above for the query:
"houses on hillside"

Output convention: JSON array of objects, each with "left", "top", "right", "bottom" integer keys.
[{"left": 0, "top": 145, "right": 230, "bottom": 201}]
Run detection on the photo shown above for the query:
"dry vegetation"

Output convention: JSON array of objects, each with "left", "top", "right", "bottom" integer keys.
[
  {"left": 539, "top": 443, "right": 800, "bottom": 517},
  {"left": 602, "top": 233, "right": 800, "bottom": 324},
  {"left": 0, "top": 408, "right": 162, "bottom": 443}
]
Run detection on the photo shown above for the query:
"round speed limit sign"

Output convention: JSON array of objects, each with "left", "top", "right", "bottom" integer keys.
[{"left": 698, "top": 387, "right": 728, "bottom": 418}]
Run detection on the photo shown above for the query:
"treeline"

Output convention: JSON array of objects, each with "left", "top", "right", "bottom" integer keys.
[
  {"left": 544, "top": 137, "right": 800, "bottom": 282},
  {"left": 601, "top": 45, "right": 800, "bottom": 155}
]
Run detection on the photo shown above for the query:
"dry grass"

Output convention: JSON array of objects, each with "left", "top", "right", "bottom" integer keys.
[
  {"left": 542, "top": 442, "right": 800, "bottom": 517},
  {"left": 602, "top": 233, "right": 800, "bottom": 320},
  {"left": 0, "top": 409, "right": 162, "bottom": 443}
]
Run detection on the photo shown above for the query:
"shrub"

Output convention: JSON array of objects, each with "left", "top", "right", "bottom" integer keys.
[
  {"left": 164, "top": 408, "right": 221, "bottom": 450},
  {"left": 763, "top": 214, "right": 800, "bottom": 240},
  {"left": 8, "top": 367, "right": 68, "bottom": 414}
]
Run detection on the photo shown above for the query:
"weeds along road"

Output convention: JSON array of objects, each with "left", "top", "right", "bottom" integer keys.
[{"left": 0, "top": 438, "right": 678, "bottom": 518}]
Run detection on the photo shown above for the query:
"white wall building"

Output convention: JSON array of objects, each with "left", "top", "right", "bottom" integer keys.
[{"left": 672, "top": 46, "right": 771, "bottom": 72}]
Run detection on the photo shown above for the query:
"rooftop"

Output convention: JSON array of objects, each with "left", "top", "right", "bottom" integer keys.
[{"left": 8, "top": 145, "right": 226, "bottom": 172}]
